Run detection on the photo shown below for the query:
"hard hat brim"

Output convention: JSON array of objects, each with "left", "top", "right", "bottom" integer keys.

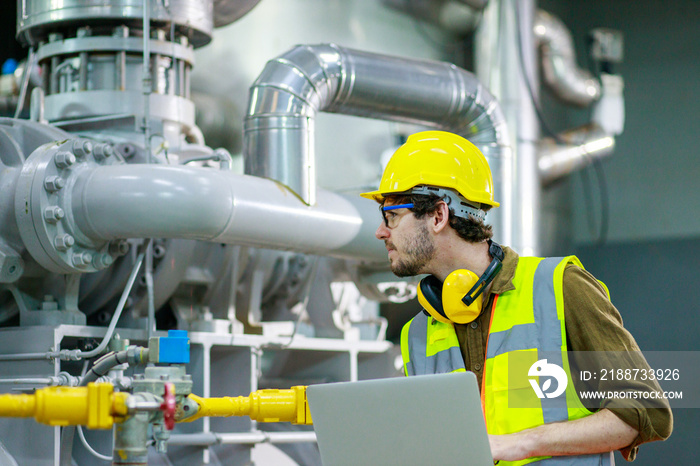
[{"left": 359, "top": 189, "right": 385, "bottom": 202}]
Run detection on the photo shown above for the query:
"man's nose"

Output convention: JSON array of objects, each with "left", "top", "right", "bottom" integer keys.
[{"left": 375, "top": 222, "right": 390, "bottom": 240}]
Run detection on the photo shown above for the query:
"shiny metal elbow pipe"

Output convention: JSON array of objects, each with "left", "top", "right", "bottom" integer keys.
[
  {"left": 70, "top": 164, "right": 387, "bottom": 262},
  {"left": 244, "top": 43, "right": 510, "bottom": 205},
  {"left": 534, "top": 10, "right": 601, "bottom": 107},
  {"left": 537, "top": 124, "right": 615, "bottom": 185}
]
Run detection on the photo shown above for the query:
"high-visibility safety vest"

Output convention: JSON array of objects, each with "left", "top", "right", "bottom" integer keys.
[{"left": 400, "top": 256, "right": 614, "bottom": 466}]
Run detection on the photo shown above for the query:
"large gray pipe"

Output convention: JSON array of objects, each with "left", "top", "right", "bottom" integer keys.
[
  {"left": 244, "top": 43, "right": 510, "bottom": 207},
  {"left": 70, "top": 164, "right": 385, "bottom": 263}
]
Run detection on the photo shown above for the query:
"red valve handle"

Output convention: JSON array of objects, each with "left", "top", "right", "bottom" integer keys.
[{"left": 160, "top": 382, "right": 176, "bottom": 430}]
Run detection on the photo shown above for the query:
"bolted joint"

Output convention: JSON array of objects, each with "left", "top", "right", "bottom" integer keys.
[
  {"left": 72, "top": 139, "right": 93, "bottom": 157},
  {"left": 0, "top": 244, "right": 24, "bottom": 283},
  {"left": 93, "top": 144, "right": 114, "bottom": 161},
  {"left": 109, "top": 240, "right": 130, "bottom": 256},
  {"left": 44, "top": 206, "right": 65, "bottom": 223},
  {"left": 57, "top": 349, "right": 82, "bottom": 361},
  {"left": 44, "top": 176, "right": 65, "bottom": 192},
  {"left": 92, "top": 253, "right": 114, "bottom": 270},
  {"left": 125, "top": 345, "right": 150, "bottom": 366},
  {"left": 54, "top": 234, "right": 75, "bottom": 251},
  {"left": 72, "top": 252, "right": 93, "bottom": 267},
  {"left": 54, "top": 151, "right": 76, "bottom": 168}
]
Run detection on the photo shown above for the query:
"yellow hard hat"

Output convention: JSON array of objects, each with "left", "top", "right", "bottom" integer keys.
[{"left": 360, "top": 131, "right": 499, "bottom": 208}]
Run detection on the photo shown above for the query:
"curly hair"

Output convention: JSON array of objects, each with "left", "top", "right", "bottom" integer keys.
[{"left": 383, "top": 192, "right": 493, "bottom": 243}]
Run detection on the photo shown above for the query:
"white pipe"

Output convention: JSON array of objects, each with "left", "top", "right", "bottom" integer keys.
[
  {"left": 516, "top": 0, "right": 540, "bottom": 257},
  {"left": 70, "top": 164, "right": 386, "bottom": 263},
  {"left": 476, "top": 0, "right": 539, "bottom": 255},
  {"left": 167, "top": 431, "right": 317, "bottom": 446},
  {"left": 0, "top": 378, "right": 54, "bottom": 384},
  {"left": 142, "top": 0, "right": 152, "bottom": 163}
]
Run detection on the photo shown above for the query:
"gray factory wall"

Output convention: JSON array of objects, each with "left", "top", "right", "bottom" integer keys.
[
  {"left": 575, "top": 239, "right": 700, "bottom": 465},
  {"left": 539, "top": 0, "right": 700, "bottom": 245}
]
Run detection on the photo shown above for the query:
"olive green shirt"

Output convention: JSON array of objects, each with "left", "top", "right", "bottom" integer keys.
[{"left": 454, "top": 247, "right": 673, "bottom": 461}]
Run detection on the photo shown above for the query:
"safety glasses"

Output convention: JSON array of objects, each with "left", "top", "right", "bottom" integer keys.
[{"left": 380, "top": 203, "right": 414, "bottom": 229}]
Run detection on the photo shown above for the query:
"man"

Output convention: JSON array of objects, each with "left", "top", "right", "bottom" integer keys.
[{"left": 361, "top": 131, "right": 672, "bottom": 464}]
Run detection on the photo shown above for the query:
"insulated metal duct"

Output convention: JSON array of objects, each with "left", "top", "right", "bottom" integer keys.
[
  {"left": 537, "top": 124, "right": 615, "bottom": 185},
  {"left": 244, "top": 43, "right": 510, "bottom": 233},
  {"left": 381, "top": 0, "right": 486, "bottom": 34},
  {"left": 534, "top": 9, "right": 601, "bottom": 107}
]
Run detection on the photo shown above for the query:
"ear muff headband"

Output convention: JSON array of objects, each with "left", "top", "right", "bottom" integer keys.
[
  {"left": 418, "top": 241, "right": 504, "bottom": 324},
  {"left": 462, "top": 241, "right": 504, "bottom": 306}
]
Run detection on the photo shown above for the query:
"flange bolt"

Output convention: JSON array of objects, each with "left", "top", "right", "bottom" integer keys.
[
  {"left": 54, "top": 234, "right": 75, "bottom": 251},
  {"left": 44, "top": 176, "right": 65, "bottom": 192},
  {"left": 109, "top": 240, "right": 130, "bottom": 256},
  {"left": 54, "top": 151, "right": 76, "bottom": 168},
  {"left": 44, "top": 206, "right": 65, "bottom": 223},
  {"left": 72, "top": 252, "right": 93, "bottom": 267},
  {"left": 72, "top": 139, "right": 93, "bottom": 157},
  {"left": 93, "top": 254, "right": 114, "bottom": 269},
  {"left": 93, "top": 144, "right": 114, "bottom": 161}
]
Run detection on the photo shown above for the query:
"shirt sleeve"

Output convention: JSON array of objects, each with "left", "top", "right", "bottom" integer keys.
[{"left": 563, "top": 264, "right": 673, "bottom": 461}]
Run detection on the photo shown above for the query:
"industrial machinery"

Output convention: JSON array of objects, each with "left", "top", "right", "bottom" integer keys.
[
  {"left": 0, "top": 330, "right": 314, "bottom": 464},
  {"left": 0, "top": 0, "right": 623, "bottom": 464}
]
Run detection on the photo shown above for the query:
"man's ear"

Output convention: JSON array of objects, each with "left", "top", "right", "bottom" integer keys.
[{"left": 431, "top": 201, "right": 451, "bottom": 233}]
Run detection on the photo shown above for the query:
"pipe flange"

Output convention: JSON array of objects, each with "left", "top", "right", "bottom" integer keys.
[{"left": 15, "top": 138, "right": 125, "bottom": 273}]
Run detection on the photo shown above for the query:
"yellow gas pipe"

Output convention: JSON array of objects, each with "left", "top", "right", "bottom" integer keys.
[
  {"left": 0, "top": 384, "right": 311, "bottom": 428},
  {"left": 0, "top": 383, "right": 127, "bottom": 429},
  {"left": 183, "top": 386, "right": 312, "bottom": 425}
]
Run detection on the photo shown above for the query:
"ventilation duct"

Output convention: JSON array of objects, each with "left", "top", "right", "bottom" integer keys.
[
  {"left": 534, "top": 9, "right": 601, "bottom": 107},
  {"left": 538, "top": 124, "right": 615, "bottom": 185},
  {"left": 244, "top": 43, "right": 511, "bottom": 240}
]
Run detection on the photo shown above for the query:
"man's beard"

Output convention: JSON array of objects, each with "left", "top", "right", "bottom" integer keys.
[{"left": 389, "top": 224, "right": 435, "bottom": 277}]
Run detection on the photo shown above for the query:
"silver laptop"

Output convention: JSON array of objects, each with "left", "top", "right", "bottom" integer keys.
[{"left": 307, "top": 372, "right": 494, "bottom": 466}]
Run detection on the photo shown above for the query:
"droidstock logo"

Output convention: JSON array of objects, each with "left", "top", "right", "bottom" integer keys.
[{"left": 528, "top": 359, "right": 568, "bottom": 399}]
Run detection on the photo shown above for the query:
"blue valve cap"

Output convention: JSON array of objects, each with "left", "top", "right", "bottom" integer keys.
[{"left": 158, "top": 330, "right": 190, "bottom": 364}]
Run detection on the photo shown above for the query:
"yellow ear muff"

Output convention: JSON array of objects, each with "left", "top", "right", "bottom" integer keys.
[
  {"left": 417, "top": 271, "right": 482, "bottom": 324},
  {"left": 417, "top": 275, "right": 452, "bottom": 324},
  {"left": 442, "top": 269, "right": 482, "bottom": 324}
]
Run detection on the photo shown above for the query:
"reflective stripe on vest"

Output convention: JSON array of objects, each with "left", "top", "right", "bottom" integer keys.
[
  {"left": 401, "top": 312, "right": 465, "bottom": 376},
  {"left": 526, "top": 453, "right": 613, "bottom": 465}
]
